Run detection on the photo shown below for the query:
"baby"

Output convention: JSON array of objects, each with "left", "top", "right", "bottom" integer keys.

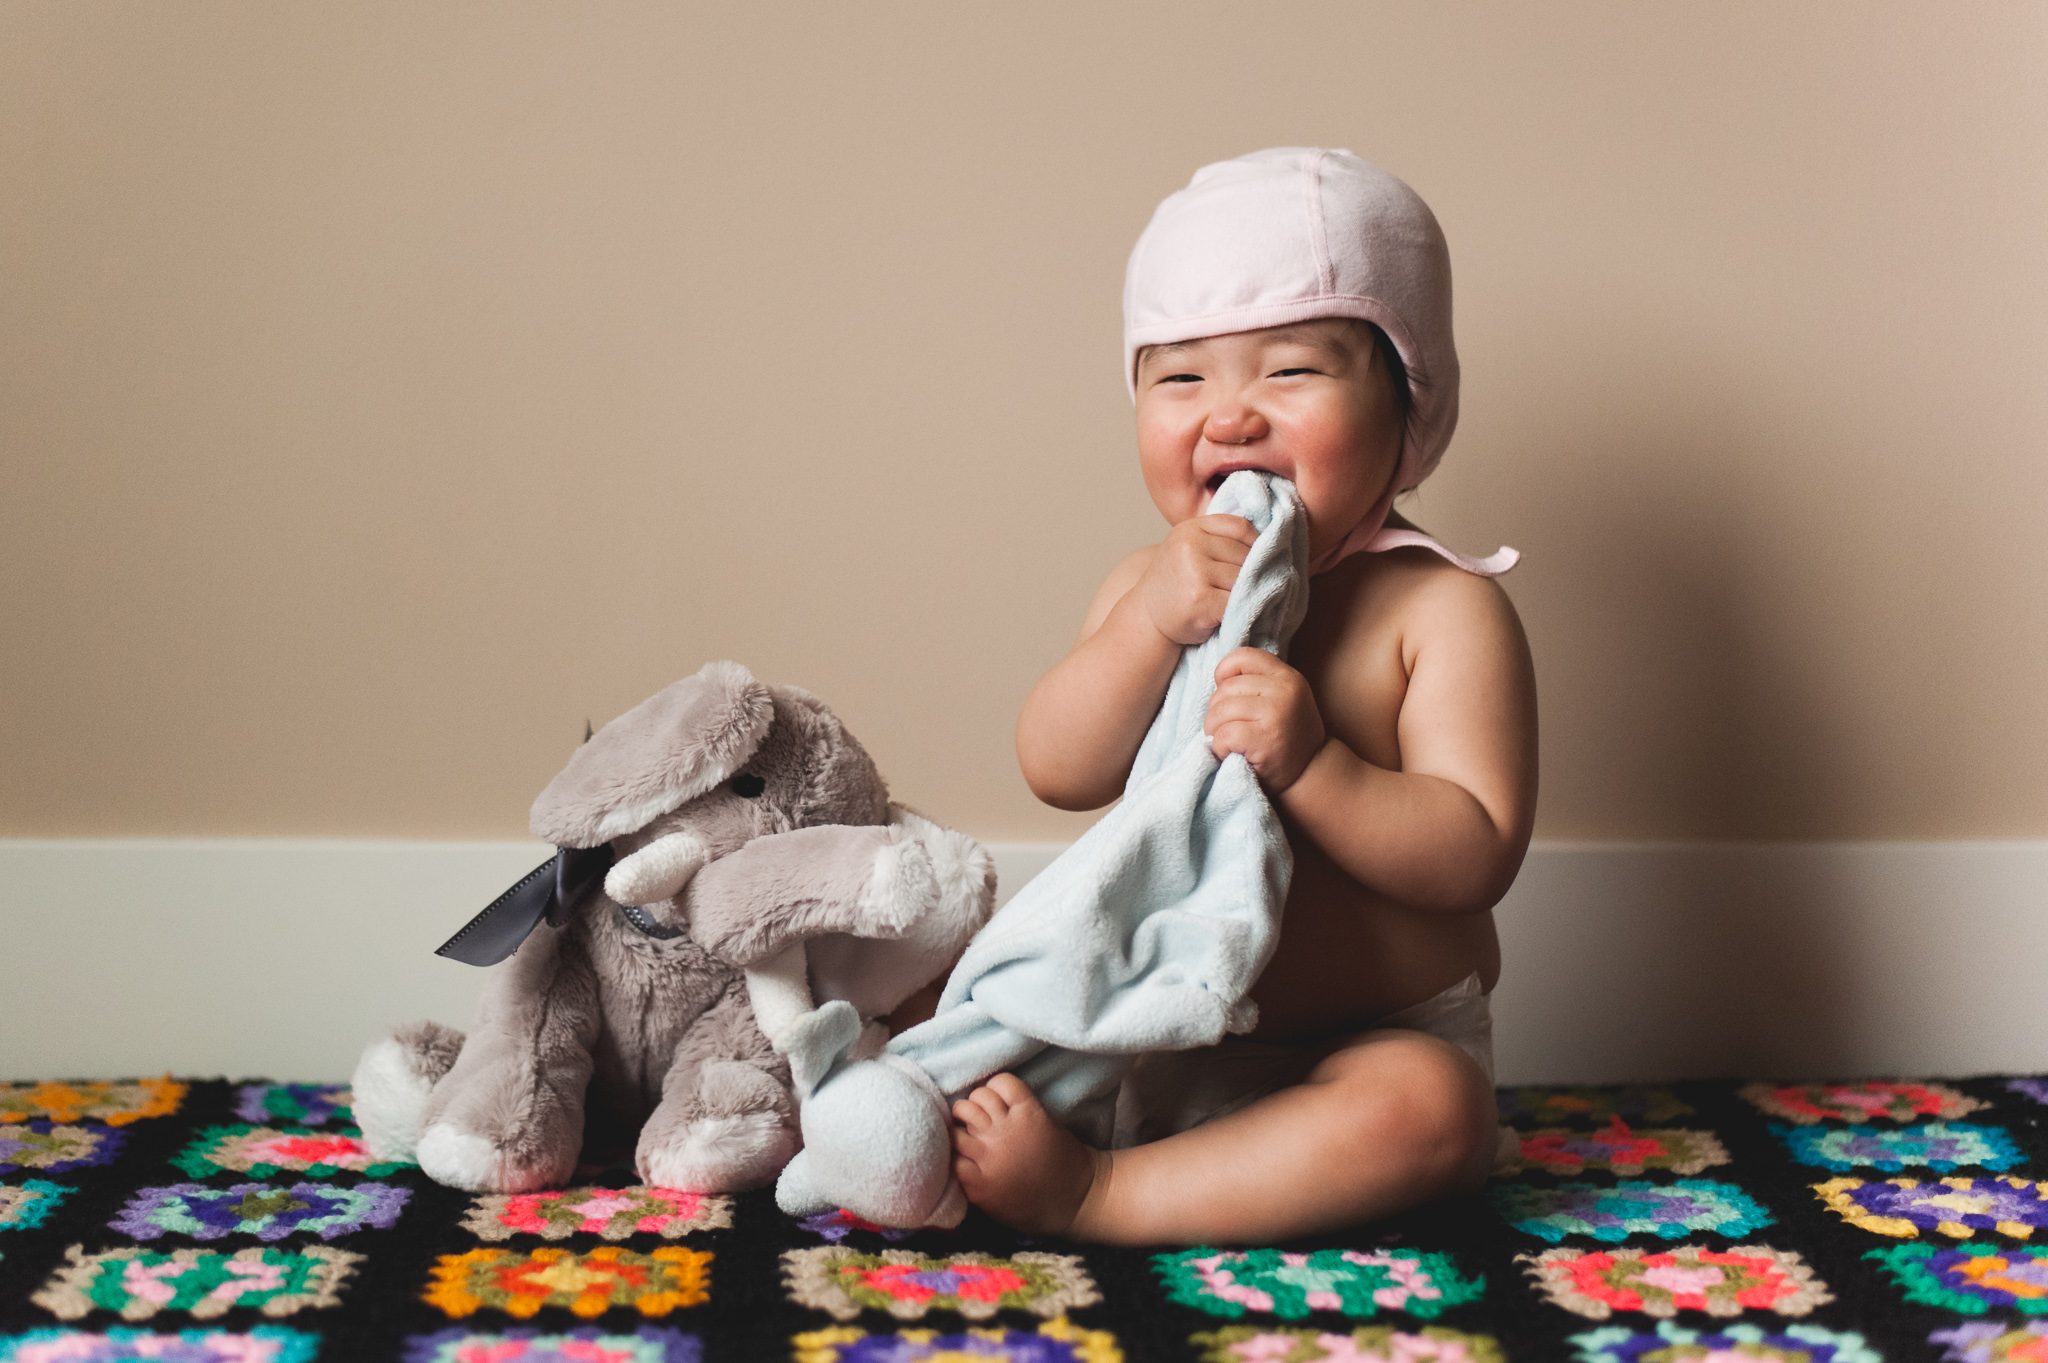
[{"left": 947, "top": 149, "right": 1537, "bottom": 1246}]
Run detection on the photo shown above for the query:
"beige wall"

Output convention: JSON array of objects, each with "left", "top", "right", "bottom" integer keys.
[{"left": 4, "top": 3, "right": 2043, "bottom": 842}]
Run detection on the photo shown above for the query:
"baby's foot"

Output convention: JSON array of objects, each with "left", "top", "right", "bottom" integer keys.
[{"left": 951, "top": 1073, "right": 1108, "bottom": 1237}]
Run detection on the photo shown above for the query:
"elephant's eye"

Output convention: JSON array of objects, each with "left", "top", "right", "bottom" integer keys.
[{"left": 729, "top": 773, "right": 766, "bottom": 798}]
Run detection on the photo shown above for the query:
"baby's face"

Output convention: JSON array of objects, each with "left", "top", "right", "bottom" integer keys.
[{"left": 1134, "top": 319, "right": 1402, "bottom": 559}]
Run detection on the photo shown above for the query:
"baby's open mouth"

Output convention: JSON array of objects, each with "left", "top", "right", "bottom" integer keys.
[{"left": 1206, "top": 468, "right": 1272, "bottom": 493}]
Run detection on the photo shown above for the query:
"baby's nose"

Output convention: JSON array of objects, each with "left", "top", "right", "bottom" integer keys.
[{"left": 1202, "top": 406, "right": 1270, "bottom": 446}]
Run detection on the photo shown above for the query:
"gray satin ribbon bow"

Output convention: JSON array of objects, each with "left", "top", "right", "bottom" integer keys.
[
  {"left": 434, "top": 843, "right": 689, "bottom": 964},
  {"left": 434, "top": 844, "right": 617, "bottom": 966}
]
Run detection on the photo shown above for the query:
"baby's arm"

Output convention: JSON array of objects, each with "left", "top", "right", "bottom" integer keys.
[
  {"left": 1208, "top": 567, "right": 1536, "bottom": 913},
  {"left": 1017, "top": 515, "right": 1257, "bottom": 810}
]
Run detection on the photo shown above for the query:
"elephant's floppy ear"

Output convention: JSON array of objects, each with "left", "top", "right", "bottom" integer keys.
[{"left": 530, "top": 660, "right": 774, "bottom": 847}]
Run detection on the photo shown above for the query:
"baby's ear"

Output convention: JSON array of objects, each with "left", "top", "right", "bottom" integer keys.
[{"left": 530, "top": 660, "right": 774, "bottom": 847}]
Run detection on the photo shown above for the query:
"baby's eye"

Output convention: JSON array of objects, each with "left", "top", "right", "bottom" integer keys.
[
  {"left": 1270, "top": 367, "right": 1319, "bottom": 378},
  {"left": 1157, "top": 373, "right": 1202, "bottom": 384},
  {"left": 729, "top": 773, "right": 765, "bottom": 798}
]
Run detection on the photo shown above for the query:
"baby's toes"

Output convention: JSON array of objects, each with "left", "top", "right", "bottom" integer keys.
[
  {"left": 960, "top": 1082, "right": 1014, "bottom": 1122},
  {"left": 984, "top": 1073, "right": 1035, "bottom": 1111}
]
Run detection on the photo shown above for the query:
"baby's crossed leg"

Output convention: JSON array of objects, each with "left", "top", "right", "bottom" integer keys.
[{"left": 950, "top": 1026, "right": 1500, "bottom": 1245}]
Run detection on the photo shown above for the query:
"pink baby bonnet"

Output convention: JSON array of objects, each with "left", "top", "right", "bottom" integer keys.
[{"left": 1124, "top": 147, "right": 1516, "bottom": 576}]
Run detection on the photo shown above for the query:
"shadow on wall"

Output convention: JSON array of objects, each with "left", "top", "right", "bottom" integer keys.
[
  {"left": 1517, "top": 378, "right": 1863, "bottom": 843},
  {"left": 1484, "top": 388, "right": 2030, "bottom": 1082}
]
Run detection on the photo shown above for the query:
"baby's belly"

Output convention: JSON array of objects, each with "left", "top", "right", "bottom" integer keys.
[{"left": 1245, "top": 845, "right": 1501, "bottom": 1044}]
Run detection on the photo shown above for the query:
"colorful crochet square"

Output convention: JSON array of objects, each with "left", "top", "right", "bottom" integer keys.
[
  {"left": 1496, "top": 1087, "right": 1692, "bottom": 1129},
  {"left": 1188, "top": 1326, "right": 1503, "bottom": 1363},
  {"left": 0, "top": 1122, "right": 125, "bottom": 1177},
  {"left": 423, "top": 1246, "right": 711, "bottom": 1320},
  {"left": 110, "top": 1180, "right": 409, "bottom": 1241},
  {"left": 1569, "top": 1321, "right": 1880, "bottom": 1363},
  {"left": 1866, "top": 1241, "right": 2048, "bottom": 1314},
  {"left": 1516, "top": 1244, "right": 1830, "bottom": 1319},
  {"left": 2006, "top": 1079, "right": 2048, "bottom": 1107},
  {"left": 1487, "top": 1179, "right": 1775, "bottom": 1243},
  {"left": 781, "top": 1248, "right": 1099, "bottom": 1322},
  {"left": 791, "top": 1319, "right": 1122, "bottom": 1363},
  {"left": 1740, "top": 1080, "right": 1987, "bottom": 1125},
  {"left": 460, "top": 1186, "right": 731, "bottom": 1241},
  {"left": 29, "top": 1245, "right": 360, "bottom": 1321},
  {"left": 0, "top": 1181, "right": 71, "bottom": 1232},
  {"left": 400, "top": 1326, "right": 703, "bottom": 1362},
  {"left": 0, "top": 1080, "right": 186, "bottom": 1127},
  {"left": 1152, "top": 1247, "right": 1484, "bottom": 1321},
  {"left": 169, "top": 1125, "right": 413, "bottom": 1179},
  {"left": 1500, "top": 1118, "right": 1731, "bottom": 1177},
  {"left": 1776, "top": 1120, "right": 2025, "bottom": 1173},
  {"left": 1930, "top": 1321, "right": 2048, "bottom": 1362},
  {"left": 0, "top": 1327, "right": 321, "bottom": 1362},
  {"left": 799, "top": 1209, "right": 916, "bottom": 1243},
  {"left": 234, "top": 1085, "right": 352, "bottom": 1129},
  {"left": 1813, "top": 1176, "right": 2048, "bottom": 1240}
]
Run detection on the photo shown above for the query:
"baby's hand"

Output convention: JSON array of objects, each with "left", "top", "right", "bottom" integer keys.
[
  {"left": 1138, "top": 515, "right": 1258, "bottom": 646},
  {"left": 1205, "top": 648, "right": 1327, "bottom": 792}
]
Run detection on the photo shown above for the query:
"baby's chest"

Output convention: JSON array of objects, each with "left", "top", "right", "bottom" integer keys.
[{"left": 1288, "top": 597, "right": 1410, "bottom": 771}]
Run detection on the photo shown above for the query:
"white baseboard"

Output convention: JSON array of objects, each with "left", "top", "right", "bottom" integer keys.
[
  {"left": 3, "top": 839, "right": 2041, "bottom": 1085},
  {"left": 1491, "top": 842, "right": 2047, "bottom": 1083}
]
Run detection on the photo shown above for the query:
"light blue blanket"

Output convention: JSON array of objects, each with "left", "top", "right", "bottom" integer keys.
[{"left": 776, "top": 471, "right": 1310, "bottom": 1227}]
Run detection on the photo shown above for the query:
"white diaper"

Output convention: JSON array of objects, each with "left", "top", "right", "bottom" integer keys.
[{"left": 1110, "top": 972, "right": 1500, "bottom": 1150}]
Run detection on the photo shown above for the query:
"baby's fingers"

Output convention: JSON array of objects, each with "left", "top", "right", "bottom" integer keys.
[
  {"left": 1214, "top": 646, "right": 1286, "bottom": 684},
  {"left": 1204, "top": 691, "right": 1268, "bottom": 733},
  {"left": 1194, "top": 512, "right": 1257, "bottom": 542},
  {"left": 1206, "top": 716, "right": 1263, "bottom": 764},
  {"left": 1193, "top": 514, "right": 1258, "bottom": 558}
]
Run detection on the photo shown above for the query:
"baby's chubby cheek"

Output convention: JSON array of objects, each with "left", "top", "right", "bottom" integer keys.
[{"left": 1293, "top": 459, "right": 1398, "bottom": 560}]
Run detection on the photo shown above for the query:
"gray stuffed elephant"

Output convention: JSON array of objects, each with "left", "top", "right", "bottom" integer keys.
[{"left": 350, "top": 661, "right": 994, "bottom": 1194}]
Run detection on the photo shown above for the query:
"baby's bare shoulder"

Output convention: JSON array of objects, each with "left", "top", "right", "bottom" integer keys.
[
  {"left": 1108, "top": 544, "right": 1157, "bottom": 587},
  {"left": 1308, "top": 550, "right": 1537, "bottom": 850},
  {"left": 1317, "top": 548, "right": 1525, "bottom": 658},
  {"left": 1076, "top": 547, "right": 1158, "bottom": 640},
  {"left": 1388, "top": 552, "right": 1523, "bottom": 653},
  {"left": 1301, "top": 548, "right": 1533, "bottom": 762}
]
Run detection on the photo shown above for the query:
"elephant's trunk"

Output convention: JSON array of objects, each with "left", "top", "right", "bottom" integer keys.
[{"left": 604, "top": 829, "right": 711, "bottom": 907}]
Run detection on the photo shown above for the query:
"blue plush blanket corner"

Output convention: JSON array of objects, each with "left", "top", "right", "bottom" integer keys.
[{"left": 777, "top": 470, "right": 1310, "bottom": 1226}]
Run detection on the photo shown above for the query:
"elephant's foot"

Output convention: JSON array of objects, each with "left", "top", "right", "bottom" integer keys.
[
  {"left": 637, "top": 1060, "right": 799, "bottom": 1193},
  {"left": 639, "top": 1110, "right": 800, "bottom": 1193},
  {"left": 351, "top": 1020, "right": 465, "bottom": 1162},
  {"left": 416, "top": 1118, "right": 578, "bottom": 1194}
]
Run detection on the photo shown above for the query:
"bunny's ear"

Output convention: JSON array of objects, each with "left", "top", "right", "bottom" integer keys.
[{"left": 530, "top": 660, "right": 774, "bottom": 846}]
